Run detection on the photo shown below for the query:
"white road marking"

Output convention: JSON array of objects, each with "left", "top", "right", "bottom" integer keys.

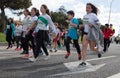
[
  {"left": 87, "top": 56, "right": 116, "bottom": 62},
  {"left": 50, "top": 56, "right": 116, "bottom": 77},
  {"left": 50, "top": 63, "right": 105, "bottom": 77},
  {"left": 64, "top": 56, "right": 116, "bottom": 69},
  {"left": 0, "top": 51, "right": 19, "bottom": 54},
  {"left": 107, "top": 73, "right": 120, "bottom": 78}
]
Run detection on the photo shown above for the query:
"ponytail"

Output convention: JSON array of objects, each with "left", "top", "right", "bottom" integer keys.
[
  {"left": 32, "top": 7, "right": 40, "bottom": 16},
  {"left": 46, "top": 9, "right": 50, "bottom": 15},
  {"left": 41, "top": 4, "right": 50, "bottom": 15},
  {"left": 87, "top": 3, "right": 99, "bottom": 15}
]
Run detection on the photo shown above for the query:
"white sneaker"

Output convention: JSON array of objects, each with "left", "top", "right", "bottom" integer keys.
[
  {"left": 28, "top": 57, "right": 37, "bottom": 62},
  {"left": 54, "top": 49, "right": 57, "bottom": 52},
  {"left": 44, "top": 55, "right": 50, "bottom": 60}
]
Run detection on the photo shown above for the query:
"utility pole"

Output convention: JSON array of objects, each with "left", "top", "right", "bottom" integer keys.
[{"left": 108, "top": 0, "right": 114, "bottom": 24}]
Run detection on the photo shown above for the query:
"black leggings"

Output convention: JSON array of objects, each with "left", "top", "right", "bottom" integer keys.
[
  {"left": 35, "top": 30, "right": 49, "bottom": 58},
  {"left": 65, "top": 37, "right": 81, "bottom": 54},
  {"left": 103, "top": 38, "right": 110, "bottom": 52},
  {"left": 15, "top": 36, "right": 21, "bottom": 48},
  {"left": 23, "top": 30, "right": 35, "bottom": 54},
  {"left": 6, "top": 35, "right": 12, "bottom": 47}
]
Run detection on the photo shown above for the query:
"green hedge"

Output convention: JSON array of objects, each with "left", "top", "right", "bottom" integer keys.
[{"left": 0, "top": 33, "right": 6, "bottom": 42}]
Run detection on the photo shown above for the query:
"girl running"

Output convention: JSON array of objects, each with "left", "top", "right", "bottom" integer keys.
[
  {"left": 79, "top": 3, "right": 102, "bottom": 66},
  {"left": 28, "top": 4, "right": 56, "bottom": 62},
  {"left": 50, "top": 23, "right": 61, "bottom": 52},
  {"left": 14, "top": 22, "right": 23, "bottom": 51},
  {"left": 21, "top": 9, "right": 31, "bottom": 55},
  {"left": 22, "top": 8, "right": 38, "bottom": 59},
  {"left": 6, "top": 18, "right": 15, "bottom": 49}
]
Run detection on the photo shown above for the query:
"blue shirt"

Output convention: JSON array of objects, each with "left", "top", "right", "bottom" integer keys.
[{"left": 67, "top": 18, "right": 79, "bottom": 40}]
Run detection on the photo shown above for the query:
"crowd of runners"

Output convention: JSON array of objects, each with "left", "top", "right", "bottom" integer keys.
[{"left": 5, "top": 3, "right": 115, "bottom": 66}]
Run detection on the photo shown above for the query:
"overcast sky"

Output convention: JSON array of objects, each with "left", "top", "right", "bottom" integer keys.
[{"left": 4, "top": 0, "right": 120, "bottom": 35}]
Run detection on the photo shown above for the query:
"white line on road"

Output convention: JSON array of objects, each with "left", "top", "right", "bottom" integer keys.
[
  {"left": 50, "top": 63, "right": 106, "bottom": 77},
  {"left": 107, "top": 73, "right": 120, "bottom": 78},
  {"left": 87, "top": 56, "right": 116, "bottom": 62},
  {"left": 49, "top": 56, "right": 117, "bottom": 77},
  {"left": 64, "top": 56, "right": 116, "bottom": 68}
]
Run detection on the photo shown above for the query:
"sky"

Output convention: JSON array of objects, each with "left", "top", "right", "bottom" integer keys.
[{"left": 4, "top": 0, "right": 120, "bottom": 36}]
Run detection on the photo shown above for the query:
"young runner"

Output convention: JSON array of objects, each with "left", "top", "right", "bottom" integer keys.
[
  {"left": 14, "top": 22, "right": 23, "bottom": 51},
  {"left": 6, "top": 18, "right": 15, "bottom": 49},
  {"left": 22, "top": 8, "right": 38, "bottom": 59},
  {"left": 28, "top": 4, "right": 56, "bottom": 62},
  {"left": 79, "top": 3, "right": 102, "bottom": 66},
  {"left": 65, "top": 10, "right": 81, "bottom": 60}
]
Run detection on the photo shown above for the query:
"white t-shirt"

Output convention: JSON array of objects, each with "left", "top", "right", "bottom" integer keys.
[
  {"left": 14, "top": 25, "right": 22, "bottom": 36},
  {"left": 22, "top": 15, "right": 31, "bottom": 31},
  {"left": 22, "top": 15, "right": 38, "bottom": 31},
  {"left": 55, "top": 28, "right": 61, "bottom": 35},
  {"left": 83, "top": 13, "right": 99, "bottom": 33},
  {"left": 36, "top": 14, "right": 56, "bottom": 33},
  {"left": 30, "top": 15, "right": 38, "bottom": 24}
]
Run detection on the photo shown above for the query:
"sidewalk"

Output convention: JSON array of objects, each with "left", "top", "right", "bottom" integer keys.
[{"left": 0, "top": 42, "right": 7, "bottom": 46}]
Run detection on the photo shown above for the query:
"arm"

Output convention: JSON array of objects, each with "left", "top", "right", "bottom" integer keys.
[
  {"left": 26, "top": 16, "right": 37, "bottom": 34},
  {"left": 88, "top": 14, "right": 100, "bottom": 29},
  {"left": 69, "top": 23, "right": 77, "bottom": 27},
  {"left": 66, "top": 19, "right": 78, "bottom": 27},
  {"left": 47, "top": 16, "right": 56, "bottom": 34},
  {"left": 11, "top": 23, "right": 15, "bottom": 37},
  {"left": 27, "top": 21, "right": 37, "bottom": 32}
]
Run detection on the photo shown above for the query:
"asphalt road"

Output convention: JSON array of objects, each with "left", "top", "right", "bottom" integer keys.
[{"left": 0, "top": 43, "right": 120, "bottom": 78}]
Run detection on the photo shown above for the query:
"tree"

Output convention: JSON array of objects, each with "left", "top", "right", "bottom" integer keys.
[
  {"left": 100, "top": 25, "right": 105, "bottom": 31},
  {"left": 58, "top": 6, "right": 67, "bottom": 13},
  {"left": 0, "top": 13, "right": 7, "bottom": 32},
  {"left": 51, "top": 11, "right": 68, "bottom": 29},
  {"left": 77, "top": 18, "right": 83, "bottom": 25},
  {"left": 0, "top": 0, "right": 32, "bottom": 32},
  {"left": 50, "top": 6, "right": 68, "bottom": 29}
]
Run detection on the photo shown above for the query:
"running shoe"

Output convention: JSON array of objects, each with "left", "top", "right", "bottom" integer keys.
[
  {"left": 44, "top": 55, "right": 51, "bottom": 60},
  {"left": 28, "top": 57, "right": 37, "bottom": 62},
  {"left": 22, "top": 54, "right": 29, "bottom": 59},
  {"left": 79, "top": 62, "right": 87, "bottom": 66},
  {"left": 98, "top": 53, "right": 102, "bottom": 58},
  {"left": 20, "top": 51, "right": 27, "bottom": 54},
  {"left": 65, "top": 52, "right": 70, "bottom": 59}
]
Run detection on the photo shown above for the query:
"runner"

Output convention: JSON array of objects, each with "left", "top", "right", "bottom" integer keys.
[
  {"left": 50, "top": 23, "right": 61, "bottom": 52},
  {"left": 22, "top": 8, "right": 38, "bottom": 59},
  {"left": 102, "top": 24, "right": 114, "bottom": 52},
  {"left": 14, "top": 22, "right": 23, "bottom": 51},
  {"left": 79, "top": 3, "right": 102, "bottom": 66},
  {"left": 28, "top": 4, "right": 56, "bottom": 62},
  {"left": 108, "top": 24, "right": 115, "bottom": 47},
  {"left": 20, "top": 9, "right": 31, "bottom": 55},
  {"left": 5, "top": 18, "right": 15, "bottom": 49},
  {"left": 65, "top": 10, "right": 81, "bottom": 60}
]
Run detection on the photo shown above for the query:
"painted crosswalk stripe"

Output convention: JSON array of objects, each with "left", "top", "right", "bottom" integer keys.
[
  {"left": 64, "top": 56, "right": 116, "bottom": 68},
  {"left": 107, "top": 73, "right": 120, "bottom": 78},
  {"left": 49, "top": 56, "right": 117, "bottom": 77}
]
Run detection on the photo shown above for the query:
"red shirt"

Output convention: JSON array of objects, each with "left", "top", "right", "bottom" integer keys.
[{"left": 102, "top": 28, "right": 114, "bottom": 39}]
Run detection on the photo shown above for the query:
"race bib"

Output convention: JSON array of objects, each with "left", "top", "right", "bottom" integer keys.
[
  {"left": 37, "top": 22, "right": 44, "bottom": 30},
  {"left": 83, "top": 18, "right": 89, "bottom": 24},
  {"left": 7, "top": 25, "right": 10, "bottom": 29}
]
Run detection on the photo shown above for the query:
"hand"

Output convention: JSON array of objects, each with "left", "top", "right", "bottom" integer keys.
[
  {"left": 32, "top": 32, "right": 35, "bottom": 37},
  {"left": 88, "top": 23, "right": 93, "bottom": 27},
  {"left": 79, "top": 24, "right": 84, "bottom": 28},
  {"left": 25, "top": 30, "right": 29, "bottom": 35},
  {"left": 65, "top": 20, "right": 70, "bottom": 24},
  {"left": 52, "top": 32, "right": 56, "bottom": 37}
]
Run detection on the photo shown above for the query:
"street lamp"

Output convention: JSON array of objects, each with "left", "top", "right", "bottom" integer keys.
[{"left": 108, "top": 0, "right": 114, "bottom": 24}]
